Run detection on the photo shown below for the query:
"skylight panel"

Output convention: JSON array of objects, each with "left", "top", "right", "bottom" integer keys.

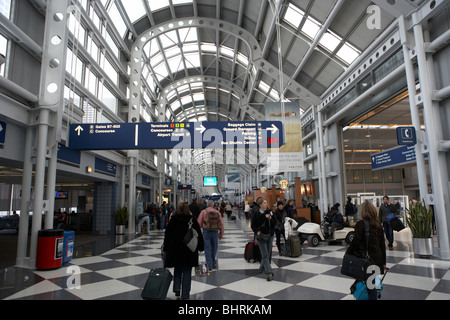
[
  {"left": 184, "top": 53, "right": 201, "bottom": 68},
  {"left": 302, "top": 17, "right": 320, "bottom": 39},
  {"left": 336, "top": 42, "right": 360, "bottom": 65},
  {"left": 258, "top": 80, "right": 271, "bottom": 93},
  {"left": 160, "top": 30, "right": 178, "bottom": 48},
  {"left": 123, "top": 0, "right": 146, "bottom": 23},
  {"left": 147, "top": 0, "right": 170, "bottom": 11},
  {"left": 269, "top": 89, "right": 280, "bottom": 101},
  {"left": 108, "top": 2, "right": 127, "bottom": 36},
  {"left": 284, "top": 4, "right": 304, "bottom": 28},
  {"left": 167, "top": 90, "right": 177, "bottom": 101},
  {"left": 178, "top": 27, "right": 198, "bottom": 43},
  {"left": 169, "top": 100, "right": 181, "bottom": 112},
  {"left": 150, "top": 52, "right": 164, "bottom": 68},
  {"left": 220, "top": 46, "right": 234, "bottom": 58},
  {"left": 193, "top": 92, "right": 205, "bottom": 101},
  {"left": 181, "top": 95, "right": 193, "bottom": 106},
  {"left": 237, "top": 52, "right": 249, "bottom": 67},
  {"left": 201, "top": 43, "right": 216, "bottom": 53},
  {"left": 182, "top": 43, "right": 198, "bottom": 53},
  {"left": 319, "top": 31, "right": 341, "bottom": 52},
  {"left": 172, "top": 0, "right": 193, "bottom": 5},
  {"left": 153, "top": 63, "right": 168, "bottom": 81},
  {"left": 178, "top": 84, "right": 190, "bottom": 94},
  {"left": 165, "top": 46, "right": 181, "bottom": 58},
  {"left": 167, "top": 55, "right": 183, "bottom": 73}
]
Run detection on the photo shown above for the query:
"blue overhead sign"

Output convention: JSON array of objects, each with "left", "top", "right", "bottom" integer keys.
[
  {"left": 68, "top": 121, "right": 283, "bottom": 150},
  {"left": 396, "top": 126, "right": 416, "bottom": 145},
  {"left": 371, "top": 145, "right": 417, "bottom": 170}
]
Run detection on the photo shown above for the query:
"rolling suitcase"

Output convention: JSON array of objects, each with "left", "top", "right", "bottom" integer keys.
[
  {"left": 286, "top": 236, "right": 302, "bottom": 257},
  {"left": 244, "top": 241, "right": 261, "bottom": 263},
  {"left": 141, "top": 268, "right": 173, "bottom": 300}
]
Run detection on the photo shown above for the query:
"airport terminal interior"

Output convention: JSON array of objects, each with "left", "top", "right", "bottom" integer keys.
[{"left": 1, "top": 0, "right": 450, "bottom": 300}]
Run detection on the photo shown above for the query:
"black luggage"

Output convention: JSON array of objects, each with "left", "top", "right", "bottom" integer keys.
[
  {"left": 244, "top": 241, "right": 261, "bottom": 263},
  {"left": 286, "top": 236, "right": 302, "bottom": 257},
  {"left": 141, "top": 268, "right": 173, "bottom": 300},
  {"left": 389, "top": 217, "right": 405, "bottom": 232}
]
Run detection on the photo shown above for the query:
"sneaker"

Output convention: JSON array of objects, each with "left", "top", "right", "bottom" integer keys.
[
  {"left": 267, "top": 273, "right": 273, "bottom": 281},
  {"left": 174, "top": 291, "right": 180, "bottom": 297}
]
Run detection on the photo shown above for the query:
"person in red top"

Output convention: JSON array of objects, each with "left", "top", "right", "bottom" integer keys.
[{"left": 197, "top": 200, "right": 224, "bottom": 270}]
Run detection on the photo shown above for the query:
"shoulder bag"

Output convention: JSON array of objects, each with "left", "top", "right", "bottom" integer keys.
[
  {"left": 341, "top": 220, "right": 372, "bottom": 281},
  {"left": 182, "top": 218, "right": 198, "bottom": 252}
]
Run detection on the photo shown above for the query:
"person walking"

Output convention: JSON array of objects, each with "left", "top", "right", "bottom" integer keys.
[
  {"left": 197, "top": 200, "right": 224, "bottom": 271},
  {"left": 251, "top": 198, "right": 276, "bottom": 281},
  {"left": 346, "top": 201, "right": 387, "bottom": 300},
  {"left": 244, "top": 201, "right": 250, "bottom": 220},
  {"left": 378, "top": 195, "right": 396, "bottom": 250},
  {"left": 163, "top": 203, "right": 204, "bottom": 300},
  {"left": 273, "top": 201, "right": 287, "bottom": 254}
]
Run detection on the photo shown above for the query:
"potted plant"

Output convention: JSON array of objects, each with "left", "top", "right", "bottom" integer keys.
[
  {"left": 405, "top": 200, "right": 433, "bottom": 258},
  {"left": 114, "top": 205, "right": 128, "bottom": 235}
]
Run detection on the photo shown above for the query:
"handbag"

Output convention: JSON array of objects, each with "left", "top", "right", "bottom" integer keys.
[
  {"left": 257, "top": 232, "right": 270, "bottom": 243},
  {"left": 341, "top": 220, "right": 372, "bottom": 281},
  {"left": 182, "top": 218, "right": 198, "bottom": 252}
]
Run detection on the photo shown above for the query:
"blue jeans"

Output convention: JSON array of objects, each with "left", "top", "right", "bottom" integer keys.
[
  {"left": 256, "top": 235, "right": 274, "bottom": 274},
  {"left": 202, "top": 229, "right": 219, "bottom": 270},
  {"left": 383, "top": 221, "right": 394, "bottom": 248},
  {"left": 173, "top": 266, "right": 192, "bottom": 299}
]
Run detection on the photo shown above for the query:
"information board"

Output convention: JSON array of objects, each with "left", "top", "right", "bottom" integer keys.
[{"left": 68, "top": 121, "right": 283, "bottom": 150}]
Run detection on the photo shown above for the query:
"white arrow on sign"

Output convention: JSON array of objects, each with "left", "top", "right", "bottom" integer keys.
[
  {"left": 75, "top": 125, "right": 84, "bottom": 136},
  {"left": 267, "top": 124, "right": 278, "bottom": 134},
  {"left": 195, "top": 123, "right": 206, "bottom": 134}
]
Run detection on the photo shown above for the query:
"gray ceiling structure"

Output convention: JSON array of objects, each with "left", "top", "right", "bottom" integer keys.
[{"left": 120, "top": 0, "right": 396, "bottom": 122}]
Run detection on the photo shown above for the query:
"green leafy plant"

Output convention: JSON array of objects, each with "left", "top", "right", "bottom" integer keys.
[
  {"left": 114, "top": 205, "right": 128, "bottom": 226},
  {"left": 406, "top": 200, "right": 433, "bottom": 238}
]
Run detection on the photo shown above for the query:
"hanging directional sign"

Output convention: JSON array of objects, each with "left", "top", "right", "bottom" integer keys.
[
  {"left": 68, "top": 121, "right": 284, "bottom": 150},
  {"left": 371, "top": 145, "right": 416, "bottom": 170}
]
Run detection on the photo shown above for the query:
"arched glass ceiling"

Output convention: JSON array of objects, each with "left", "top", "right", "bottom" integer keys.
[
  {"left": 61, "top": 0, "right": 396, "bottom": 129},
  {"left": 137, "top": 22, "right": 287, "bottom": 122}
]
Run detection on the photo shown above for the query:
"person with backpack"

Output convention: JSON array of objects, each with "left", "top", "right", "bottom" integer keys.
[
  {"left": 345, "top": 196, "right": 358, "bottom": 221},
  {"left": 345, "top": 201, "right": 386, "bottom": 300},
  {"left": 197, "top": 200, "right": 224, "bottom": 271}
]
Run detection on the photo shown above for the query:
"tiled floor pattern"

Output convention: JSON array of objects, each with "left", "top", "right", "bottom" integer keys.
[{"left": 1, "top": 218, "right": 450, "bottom": 300}]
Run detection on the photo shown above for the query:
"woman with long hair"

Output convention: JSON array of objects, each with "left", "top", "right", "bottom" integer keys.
[
  {"left": 163, "top": 202, "right": 204, "bottom": 299},
  {"left": 346, "top": 201, "right": 386, "bottom": 300}
]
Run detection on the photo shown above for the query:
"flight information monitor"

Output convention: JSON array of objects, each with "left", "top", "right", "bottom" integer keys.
[{"left": 203, "top": 176, "right": 218, "bottom": 187}]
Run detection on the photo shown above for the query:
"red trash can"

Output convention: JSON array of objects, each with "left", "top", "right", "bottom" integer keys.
[{"left": 36, "top": 229, "right": 64, "bottom": 270}]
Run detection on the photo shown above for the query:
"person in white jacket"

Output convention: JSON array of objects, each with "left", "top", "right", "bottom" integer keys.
[{"left": 284, "top": 218, "right": 298, "bottom": 240}]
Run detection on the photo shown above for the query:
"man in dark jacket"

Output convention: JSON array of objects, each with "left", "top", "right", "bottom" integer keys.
[
  {"left": 323, "top": 206, "right": 344, "bottom": 239},
  {"left": 378, "top": 195, "right": 397, "bottom": 250},
  {"left": 251, "top": 198, "right": 276, "bottom": 281}
]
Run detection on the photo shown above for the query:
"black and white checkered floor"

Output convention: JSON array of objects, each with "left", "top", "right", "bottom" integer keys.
[{"left": 1, "top": 217, "right": 450, "bottom": 300}]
